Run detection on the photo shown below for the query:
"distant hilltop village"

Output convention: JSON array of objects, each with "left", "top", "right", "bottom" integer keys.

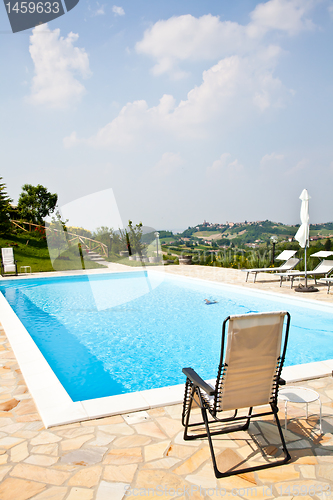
[
  {"left": 198, "top": 219, "right": 330, "bottom": 229},
  {"left": 199, "top": 219, "right": 279, "bottom": 229},
  {"left": 197, "top": 220, "right": 332, "bottom": 237}
]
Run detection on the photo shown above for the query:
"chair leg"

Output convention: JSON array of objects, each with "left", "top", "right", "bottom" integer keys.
[
  {"left": 183, "top": 387, "right": 221, "bottom": 441},
  {"left": 199, "top": 393, "right": 220, "bottom": 477},
  {"left": 242, "top": 407, "right": 253, "bottom": 430},
  {"left": 198, "top": 400, "right": 291, "bottom": 478},
  {"left": 271, "top": 403, "right": 291, "bottom": 463}
]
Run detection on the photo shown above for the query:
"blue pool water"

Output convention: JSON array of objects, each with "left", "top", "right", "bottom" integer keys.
[{"left": 1, "top": 271, "right": 332, "bottom": 402}]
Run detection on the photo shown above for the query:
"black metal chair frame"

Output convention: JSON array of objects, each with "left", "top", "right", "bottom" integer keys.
[{"left": 181, "top": 312, "right": 291, "bottom": 478}]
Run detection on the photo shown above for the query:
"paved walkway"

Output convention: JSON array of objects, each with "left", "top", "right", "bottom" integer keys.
[
  {"left": 161, "top": 265, "right": 333, "bottom": 304},
  {"left": 0, "top": 265, "right": 332, "bottom": 499}
]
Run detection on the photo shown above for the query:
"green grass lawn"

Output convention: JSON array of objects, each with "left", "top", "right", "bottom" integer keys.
[
  {"left": 159, "top": 236, "right": 177, "bottom": 244},
  {"left": 0, "top": 232, "right": 103, "bottom": 274},
  {"left": 195, "top": 231, "right": 222, "bottom": 237}
]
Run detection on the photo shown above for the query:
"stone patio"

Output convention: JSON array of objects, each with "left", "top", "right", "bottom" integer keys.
[{"left": 0, "top": 265, "right": 332, "bottom": 499}]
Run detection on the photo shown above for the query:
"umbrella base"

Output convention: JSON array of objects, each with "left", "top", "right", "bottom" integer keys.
[{"left": 294, "top": 285, "right": 319, "bottom": 293}]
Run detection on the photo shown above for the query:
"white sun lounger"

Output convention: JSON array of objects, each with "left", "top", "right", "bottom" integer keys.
[
  {"left": 243, "top": 250, "right": 299, "bottom": 282},
  {"left": 311, "top": 251, "right": 333, "bottom": 259},
  {"left": 1, "top": 248, "right": 18, "bottom": 276},
  {"left": 319, "top": 277, "right": 333, "bottom": 294},
  {"left": 276, "top": 259, "right": 333, "bottom": 288}
]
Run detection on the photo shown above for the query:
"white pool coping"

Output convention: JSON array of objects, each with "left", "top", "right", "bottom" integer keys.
[{"left": 0, "top": 270, "right": 333, "bottom": 428}]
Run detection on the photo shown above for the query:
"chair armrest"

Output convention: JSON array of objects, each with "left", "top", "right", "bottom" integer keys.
[
  {"left": 182, "top": 367, "right": 215, "bottom": 396},
  {"left": 278, "top": 378, "right": 286, "bottom": 385}
]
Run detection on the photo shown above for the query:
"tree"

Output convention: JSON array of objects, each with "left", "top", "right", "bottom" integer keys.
[
  {"left": 324, "top": 238, "right": 332, "bottom": 251},
  {"left": 0, "top": 178, "right": 12, "bottom": 234},
  {"left": 46, "top": 211, "right": 69, "bottom": 259},
  {"left": 67, "top": 226, "right": 92, "bottom": 239},
  {"left": 17, "top": 184, "right": 58, "bottom": 225},
  {"left": 119, "top": 220, "right": 144, "bottom": 256},
  {"left": 92, "top": 226, "right": 113, "bottom": 247}
]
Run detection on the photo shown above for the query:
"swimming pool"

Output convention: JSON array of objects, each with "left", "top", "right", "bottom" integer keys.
[{"left": 1, "top": 270, "right": 333, "bottom": 403}]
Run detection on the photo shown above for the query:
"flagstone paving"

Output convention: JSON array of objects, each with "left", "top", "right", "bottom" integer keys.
[{"left": 0, "top": 266, "right": 332, "bottom": 499}]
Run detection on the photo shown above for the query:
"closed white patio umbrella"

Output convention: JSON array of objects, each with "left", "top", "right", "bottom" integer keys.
[
  {"left": 294, "top": 189, "right": 310, "bottom": 249},
  {"left": 294, "top": 189, "right": 317, "bottom": 292}
]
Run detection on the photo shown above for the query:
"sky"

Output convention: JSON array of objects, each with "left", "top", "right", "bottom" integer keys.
[{"left": 1, "top": 0, "right": 333, "bottom": 232}]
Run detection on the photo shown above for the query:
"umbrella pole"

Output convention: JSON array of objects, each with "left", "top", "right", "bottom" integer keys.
[
  {"left": 304, "top": 245, "right": 307, "bottom": 288},
  {"left": 296, "top": 231, "right": 318, "bottom": 292}
]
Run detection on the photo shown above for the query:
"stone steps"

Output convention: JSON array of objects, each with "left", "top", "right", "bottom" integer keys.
[{"left": 86, "top": 251, "right": 108, "bottom": 266}]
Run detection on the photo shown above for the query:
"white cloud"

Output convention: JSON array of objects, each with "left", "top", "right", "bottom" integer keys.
[
  {"left": 94, "top": 5, "right": 105, "bottom": 16},
  {"left": 260, "top": 152, "right": 285, "bottom": 166},
  {"left": 112, "top": 5, "right": 125, "bottom": 16},
  {"left": 65, "top": 46, "right": 289, "bottom": 148},
  {"left": 176, "top": 47, "right": 287, "bottom": 122},
  {"left": 85, "top": 99, "right": 159, "bottom": 148},
  {"left": 63, "top": 2, "right": 305, "bottom": 150},
  {"left": 28, "top": 24, "right": 91, "bottom": 108},
  {"left": 208, "top": 153, "right": 231, "bottom": 172},
  {"left": 135, "top": 14, "right": 251, "bottom": 77},
  {"left": 152, "top": 152, "right": 184, "bottom": 177},
  {"left": 207, "top": 153, "right": 244, "bottom": 180},
  {"left": 328, "top": 2, "right": 333, "bottom": 18},
  {"left": 135, "top": 0, "right": 315, "bottom": 77},
  {"left": 285, "top": 158, "right": 309, "bottom": 176},
  {"left": 249, "top": 0, "right": 315, "bottom": 37},
  {"left": 63, "top": 131, "right": 81, "bottom": 149}
]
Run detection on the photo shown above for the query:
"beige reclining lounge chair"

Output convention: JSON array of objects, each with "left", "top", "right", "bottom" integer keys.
[{"left": 182, "top": 311, "right": 291, "bottom": 478}]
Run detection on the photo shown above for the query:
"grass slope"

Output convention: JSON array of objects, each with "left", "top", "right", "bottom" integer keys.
[{"left": 0, "top": 233, "right": 103, "bottom": 273}]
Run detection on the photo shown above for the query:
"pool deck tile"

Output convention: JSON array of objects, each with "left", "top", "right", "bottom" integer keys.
[
  {"left": 322, "top": 359, "right": 333, "bottom": 371},
  {"left": 140, "top": 384, "right": 185, "bottom": 408},
  {"left": 282, "top": 361, "right": 333, "bottom": 383},
  {"left": 38, "top": 403, "right": 89, "bottom": 429},
  {"left": 0, "top": 265, "right": 333, "bottom": 498},
  {"left": 82, "top": 393, "right": 151, "bottom": 420}
]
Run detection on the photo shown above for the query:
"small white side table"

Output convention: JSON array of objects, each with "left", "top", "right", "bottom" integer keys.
[
  {"left": 278, "top": 386, "right": 322, "bottom": 434},
  {"left": 20, "top": 266, "right": 31, "bottom": 273}
]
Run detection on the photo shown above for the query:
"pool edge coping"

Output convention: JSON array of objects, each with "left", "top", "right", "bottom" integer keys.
[{"left": 0, "top": 272, "right": 332, "bottom": 428}]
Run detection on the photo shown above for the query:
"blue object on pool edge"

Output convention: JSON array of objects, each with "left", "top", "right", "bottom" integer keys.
[{"left": 204, "top": 299, "right": 218, "bottom": 304}]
